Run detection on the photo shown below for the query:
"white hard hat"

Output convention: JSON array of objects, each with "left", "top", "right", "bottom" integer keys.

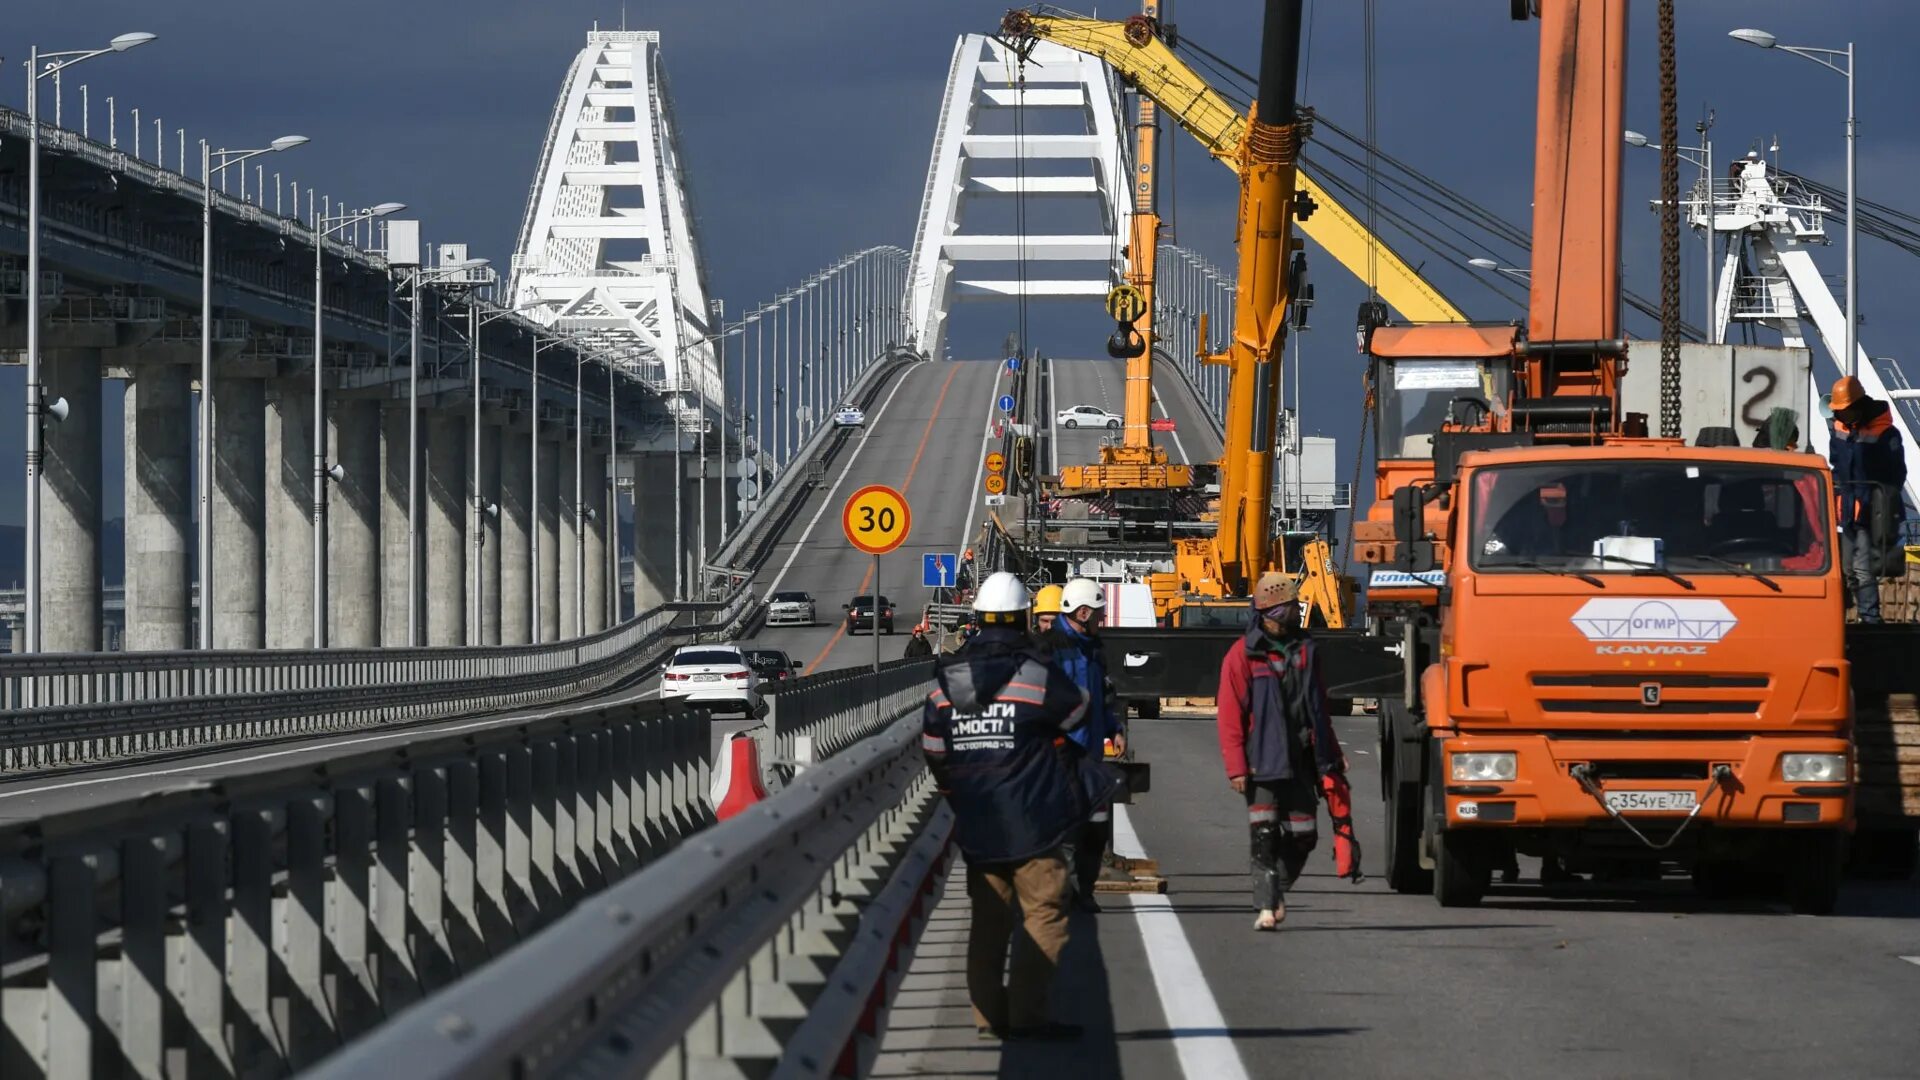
[
  {"left": 972, "top": 571, "right": 1031, "bottom": 614},
  {"left": 1061, "top": 578, "right": 1106, "bottom": 613}
]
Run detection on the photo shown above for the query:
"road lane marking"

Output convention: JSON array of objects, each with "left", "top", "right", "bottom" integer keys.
[
  {"left": 762, "top": 363, "right": 923, "bottom": 599},
  {"left": 802, "top": 364, "right": 960, "bottom": 675},
  {"left": 1112, "top": 805, "right": 1251, "bottom": 1080},
  {"left": 1902, "top": 956, "right": 1920, "bottom": 967},
  {"left": 1150, "top": 384, "right": 1192, "bottom": 465},
  {"left": 955, "top": 367, "right": 1006, "bottom": 556}
]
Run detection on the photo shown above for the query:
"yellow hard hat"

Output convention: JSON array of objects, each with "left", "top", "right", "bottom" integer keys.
[{"left": 1033, "top": 584, "right": 1065, "bottom": 615}]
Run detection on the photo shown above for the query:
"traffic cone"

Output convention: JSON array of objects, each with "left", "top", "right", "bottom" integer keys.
[{"left": 713, "top": 732, "right": 772, "bottom": 820}]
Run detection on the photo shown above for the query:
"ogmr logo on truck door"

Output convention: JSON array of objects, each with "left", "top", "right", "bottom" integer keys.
[{"left": 1569, "top": 598, "right": 1739, "bottom": 655}]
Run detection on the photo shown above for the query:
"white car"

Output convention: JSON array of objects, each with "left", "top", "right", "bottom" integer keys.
[
  {"left": 1056, "top": 404, "right": 1122, "bottom": 430},
  {"left": 659, "top": 644, "right": 763, "bottom": 714},
  {"left": 833, "top": 404, "right": 866, "bottom": 427},
  {"left": 765, "top": 590, "right": 817, "bottom": 627}
]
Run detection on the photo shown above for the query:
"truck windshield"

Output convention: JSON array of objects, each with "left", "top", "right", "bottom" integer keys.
[
  {"left": 1468, "top": 460, "right": 1830, "bottom": 575},
  {"left": 1377, "top": 358, "right": 1502, "bottom": 459}
]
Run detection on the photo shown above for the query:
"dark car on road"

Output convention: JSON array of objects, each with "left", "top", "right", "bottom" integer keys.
[
  {"left": 744, "top": 648, "right": 803, "bottom": 685},
  {"left": 843, "top": 594, "right": 895, "bottom": 635}
]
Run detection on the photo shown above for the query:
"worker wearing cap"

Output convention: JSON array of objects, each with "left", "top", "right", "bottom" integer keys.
[
  {"left": 1216, "top": 571, "right": 1344, "bottom": 931},
  {"left": 1827, "top": 375, "right": 1909, "bottom": 623},
  {"left": 1032, "top": 584, "right": 1064, "bottom": 634},
  {"left": 903, "top": 623, "right": 934, "bottom": 658},
  {"left": 921, "top": 571, "right": 1106, "bottom": 1040},
  {"left": 1040, "top": 578, "right": 1124, "bottom": 910}
]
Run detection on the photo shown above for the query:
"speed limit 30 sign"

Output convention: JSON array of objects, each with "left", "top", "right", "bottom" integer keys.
[{"left": 842, "top": 484, "right": 912, "bottom": 555}]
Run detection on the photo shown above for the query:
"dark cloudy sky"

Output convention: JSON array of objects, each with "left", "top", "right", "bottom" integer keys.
[{"left": 4, "top": 0, "right": 1918, "bottom": 530}]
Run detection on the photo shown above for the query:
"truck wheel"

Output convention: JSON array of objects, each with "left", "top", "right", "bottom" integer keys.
[
  {"left": 1848, "top": 826, "right": 1919, "bottom": 880},
  {"left": 1133, "top": 698, "right": 1162, "bottom": 720},
  {"left": 1785, "top": 831, "right": 1844, "bottom": 916},
  {"left": 1384, "top": 780, "right": 1431, "bottom": 894},
  {"left": 1432, "top": 826, "right": 1489, "bottom": 908}
]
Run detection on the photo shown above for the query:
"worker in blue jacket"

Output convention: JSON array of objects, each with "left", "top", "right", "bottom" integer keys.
[
  {"left": 1041, "top": 578, "right": 1125, "bottom": 911},
  {"left": 922, "top": 572, "right": 1104, "bottom": 1041}
]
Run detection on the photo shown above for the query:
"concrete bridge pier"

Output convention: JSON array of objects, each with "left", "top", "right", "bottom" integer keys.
[
  {"left": 537, "top": 435, "right": 561, "bottom": 642},
  {"left": 630, "top": 452, "right": 679, "bottom": 613},
  {"left": 498, "top": 430, "right": 532, "bottom": 645},
  {"left": 328, "top": 398, "right": 382, "bottom": 648},
  {"left": 477, "top": 421, "right": 503, "bottom": 646},
  {"left": 426, "top": 411, "right": 467, "bottom": 646},
  {"left": 210, "top": 376, "right": 266, "bottom": 650},
  {"left": 559, "top": 445, "right": 579, "bottom": 639},
  {"left": 123, "top": 363, "right": 193, "bottom": 651},
  {"left": 380, "top": 403, "right": 414, "bottom": 647},
  {"left": 39, "top": 348, "right": 104, "bottom": 653},
  {"left": 265, "top": 377, "right": 314, "bottom": 649},
  {"left": 584, "top": 451, "right": 608, "bottom": 634}
]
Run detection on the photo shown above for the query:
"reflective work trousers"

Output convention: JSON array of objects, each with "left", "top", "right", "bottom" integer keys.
[
  {"left": 966, "top": 850, "right": 1070, "bottom": 1031},
  {"left": 1247, "top": 775, "right": 1319, "bottom": 911}
]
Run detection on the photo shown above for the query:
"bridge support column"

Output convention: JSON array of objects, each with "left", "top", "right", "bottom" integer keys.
[
  {"left": 478, "top": 423, "right": 502, "bottom": 646},
  {"left": 211, "top": 376, "right": 266, "bottom": 650},
  {"left": 329, "top": 399, "right": 382, "bottom": 648},
  {"left": 559, "top": 445, "right": 579, "bottom": 639},
  {"left": 584, "top": 452, "right": 607, "bottom": 633},
  {"left": 380, "top": 404, "right": 413, "bottom": 647},
  {"left": 537, "top": 437, "right": 560, "bottom": 642},
  {"left": 631, "top": 453, "right": 677, "bottom": 612},
  {"left": 426, "top": 412, "right": 466, "bottom": 646},
  {"left": 40, "top": 349, "right": 103, "bottom": 652},
  {"left": 499, "top": 431, "right": 532, "bottom": 645},
  {"left": 123, "top": 364, "right": 193, "bottom": 651},
  {"left": 265, "top": 378, "right": 314, "bottom": 648}
]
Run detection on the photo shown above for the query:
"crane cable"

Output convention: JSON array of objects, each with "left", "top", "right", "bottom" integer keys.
[{"left": 1658, "top": 0, "right": 1683, "bottom": 437}]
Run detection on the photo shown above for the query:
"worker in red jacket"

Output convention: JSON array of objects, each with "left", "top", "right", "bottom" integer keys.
[{"left": 1216, "top": 572, "right": 1345, "bottom": 931}]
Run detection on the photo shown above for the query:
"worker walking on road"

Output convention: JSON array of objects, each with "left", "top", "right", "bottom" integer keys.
[
  {"left": 1041, "top": 578, "right": 1124, "bottom": 911},
  {"left": 903, "top": 623, "right": 934, "bottom": 658},
  {"left": 922, "top": 572, "right": 1103, "bottom": 1040},
  {"left": 1826, "top": 375, "right": 1909, "bottom": 623},
  {"left": 1216, "top": 572, "right": 1345, "bottom": 931}
]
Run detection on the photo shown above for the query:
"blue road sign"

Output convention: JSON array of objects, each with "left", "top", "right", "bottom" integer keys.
[
  {"left": 1004, "top": 356, "right": 1022, "bottom": 374},
  {"left": 997, "top": 394, "right": 1016, "bottom": 414},
  {"left": 922, "top": 552, "right": 958, "bottom": 588}
]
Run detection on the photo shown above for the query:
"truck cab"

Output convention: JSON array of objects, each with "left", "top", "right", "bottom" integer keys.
[{"left": 1403, "top": 441, "right": 1852, "bottom": 911}]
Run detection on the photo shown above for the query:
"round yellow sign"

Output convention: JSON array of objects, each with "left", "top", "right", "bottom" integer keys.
[
  {"left": 985, "top": 451, "right": 1007, "bottom": 474},
  {"left": 842, "top": 484, "right": 912, "bottom": 555},
  {"left": 984, "top": 473, "right": 1007, "bottom": 496}
]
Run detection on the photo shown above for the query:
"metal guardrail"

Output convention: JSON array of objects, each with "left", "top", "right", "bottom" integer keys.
[
  {"left": 311, "top": 713, "right": 949, "bottom": 1080},
  {"left": 764, "top": 658, "right": 934, "bottom": 773},
  {"left": 0, "top": 691, "right": 717, "bottom": 1079},
  {"left": 0, "top": 592, "right": 759, "bottom": 772}
]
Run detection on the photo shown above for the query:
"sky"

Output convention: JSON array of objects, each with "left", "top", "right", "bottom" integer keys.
[{"left": 5, "top": 0, "right": 1919, "bottom": 533}]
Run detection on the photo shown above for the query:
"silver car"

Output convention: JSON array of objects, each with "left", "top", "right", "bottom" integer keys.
[{"left": 765, "top": 590, "right": 817, "bottom": 626}]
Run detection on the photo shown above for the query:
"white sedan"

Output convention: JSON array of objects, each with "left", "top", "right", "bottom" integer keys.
[
  {"left": 1056, "top": 404, "right": 1122, "bottom": 430},
  {"left": 765, "top": 590, "right": 817, "bottom": 626},
  {"left": 659, "top": 644, "right": 763, "bottom": 715},
  {"left": 833, "top": 404, "right": 866, "bottom": 427}
]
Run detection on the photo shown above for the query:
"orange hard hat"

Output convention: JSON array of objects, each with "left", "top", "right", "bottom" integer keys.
[{"left": 1828, "top": 375, "right": 1866, "bottom": 412}]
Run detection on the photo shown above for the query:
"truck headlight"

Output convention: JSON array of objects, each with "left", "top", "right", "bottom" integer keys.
[
  {"left": 1780, "top": 753, "right": 1845, "bottom": 783},
  {"left": 1450, "top": 752, "right": 1517, "bottom": 782}
]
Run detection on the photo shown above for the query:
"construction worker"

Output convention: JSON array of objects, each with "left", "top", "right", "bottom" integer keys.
[
  {"left": 1216, "top": 571, "right": 1345, "bottom": 931},
  {"left": 1827, "top": 375, "right": 1909, "bottom": 623},
  {"left": 922, "top": 572, "right": 1101, "bottom": 1041},
  {"left": 903, "top": 623, "right": 934, "bottom": 658},
  {"left": 1041, "top": 578, "right": 1123, "bottom": 911},
  {"left": 1032, "top": 584, "right": 1064, "bottom": 635}
]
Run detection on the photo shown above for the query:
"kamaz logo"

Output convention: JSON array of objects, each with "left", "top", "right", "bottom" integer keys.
[
  {"left": 1571, "top": 598, "right": 1738, "bottom": 645},
  {"left": 1597, "top": 644, "right": 1708, "bottom": 656}
]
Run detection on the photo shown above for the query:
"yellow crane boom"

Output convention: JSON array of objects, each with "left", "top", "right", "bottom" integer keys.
[{"left": 1002, "top": 11, "right": 1466, "bottom": 324}]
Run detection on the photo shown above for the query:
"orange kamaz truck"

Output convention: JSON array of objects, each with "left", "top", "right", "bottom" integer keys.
[{"left": 1353, "top": 0, "right": 1854, "bottom": 912}]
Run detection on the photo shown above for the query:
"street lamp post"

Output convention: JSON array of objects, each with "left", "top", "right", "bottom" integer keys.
[
  {"left": 312, "top": 201, "right": 403, "bottom": 648},
  {"left": 1625, "top": 125, "right": 1716, "bottom": 338},
  {"left": 1730, "top": 28, "right": 1856, "bottom": 376},
  {"left": 404, "top": 258, "right": 490, "bottom": 646},
  {"left": 200, "top": 132, "right": 307, "bottom": 650},
  {"left": 22, "top": 31, "right": 156, "bottom": 654}
]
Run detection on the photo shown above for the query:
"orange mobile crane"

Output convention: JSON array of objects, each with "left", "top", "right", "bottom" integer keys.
[{"left": 1355, "top": 0, "right": 1853, "bottom": 911}]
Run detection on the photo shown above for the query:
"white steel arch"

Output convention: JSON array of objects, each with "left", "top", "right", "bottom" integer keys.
[
  {"left": 904, "top": 33, "right": 1131, "bottom": 359},
  {"left": 510, "top": 29, "right": 718, "bottom": 406}
]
